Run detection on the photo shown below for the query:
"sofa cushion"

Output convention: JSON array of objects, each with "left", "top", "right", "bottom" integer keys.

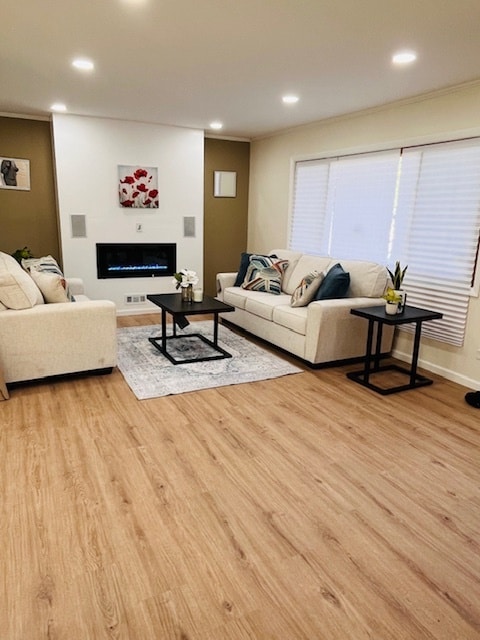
[
  {"left": 284, "top": 255, "right": 332, "bottom": 295},
  {"left": 291, "top": 270, "right": 324, "bottom": 307},
  {"left": 315, "top": 263, "right": 350, "bottom": 300},
  {"left": 273, "top": 304, "right": 308, "bottom": 335},
  {"left": 0, "top": 251, "right": 43, "bottom": 310},
  {"left": 234, "top": 252, "right": 277, "bottom": 287},
  {"left": 29, "top": 269, "right": 71, "bottom": 303},
  {"left": 223, "top": 287, "right": 249, "bottom": 309},
  {"left": 333, "top": 259, "right": 389, "bottom": 298},
  {"left": 242, "top": 256, "right": 289, "bottom": 295},
  {"left": 244, "top": 293, "right": 291, "bottom": 321}
]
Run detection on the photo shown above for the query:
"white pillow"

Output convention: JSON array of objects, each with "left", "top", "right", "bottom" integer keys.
[
  {"left": 0, "top": 251, "right": 42, "bottom": 309},
  {"left": 29, "top": 268, "right": 70, "bottom": 303}
]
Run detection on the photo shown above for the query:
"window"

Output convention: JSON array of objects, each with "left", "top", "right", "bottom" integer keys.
[{"left": 290, "top": 139, "right": 480, "bottom": 346}]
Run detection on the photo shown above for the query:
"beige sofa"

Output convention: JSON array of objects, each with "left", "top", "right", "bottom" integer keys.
[
  {"left": 216, "top": 249, "right": 394, "bottom": 366},
  {"left": 0, "top": 251, "right": 117, "bottom": 384}
]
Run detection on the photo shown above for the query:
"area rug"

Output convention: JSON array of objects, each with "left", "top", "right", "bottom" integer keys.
[{"left": 117, "top": 321, "right": 303, "bottom": 399}]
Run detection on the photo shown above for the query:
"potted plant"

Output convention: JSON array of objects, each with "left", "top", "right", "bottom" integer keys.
[
  {"left": 11, "top": 246, "right": 34, "bottom": 264},
  {"left": 383, "top": 287, "right": 402, "bottom": 315},
  {"left": 173, "top": 268, "right": 199, "bottom": 302},
  {"left": 387, "top": 261, "right": 408, "bottom": 312}
]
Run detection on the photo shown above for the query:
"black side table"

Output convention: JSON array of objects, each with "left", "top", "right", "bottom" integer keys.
[{"left": 347, "top": 305, "right": 443, "bottom": 395}]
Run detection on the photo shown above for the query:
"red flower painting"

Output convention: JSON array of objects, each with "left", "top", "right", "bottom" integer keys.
[{"left": 118, "top": 165, "right": 159, "bottom": 208}]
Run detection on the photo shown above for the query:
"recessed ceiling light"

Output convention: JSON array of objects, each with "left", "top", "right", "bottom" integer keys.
[
  {"left": 392, "top": 50, "right": 417, "bottom": 65},
  {"left": 209, "top": 121, "right": 223, "bottom": 130},
  {"left": 282, "top": 95, "right": 299, "bottom": 104},
  {"left": 51, "top": 103, "right": 67, "bottom": 112},
  {"left": 72, "top": 58, "right": 95, "bottom": 71}
]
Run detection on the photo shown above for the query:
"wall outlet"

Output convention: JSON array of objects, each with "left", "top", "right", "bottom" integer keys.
[{"left": 125, "top": 294, "right": 146, "bottom": 304}]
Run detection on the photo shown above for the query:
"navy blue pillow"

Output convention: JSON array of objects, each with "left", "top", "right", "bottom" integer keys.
[
  {"left": 234, "top": 253, "right": 277, "bottom": 287},
  {"left": 314, "top": 263, "right": 350, "bottom": 300}
]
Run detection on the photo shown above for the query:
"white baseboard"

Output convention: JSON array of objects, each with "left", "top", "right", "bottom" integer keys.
[
  {"left": 392, "top": 348, "right": 479, "bottom": 391},
  {"left": 117, "top": 307, "right": 156, "bottom": 317}
]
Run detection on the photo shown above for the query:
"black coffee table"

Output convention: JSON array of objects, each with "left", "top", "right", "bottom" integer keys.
[{"left": 146, "top": 293, "right": 235, "bottom": 364}]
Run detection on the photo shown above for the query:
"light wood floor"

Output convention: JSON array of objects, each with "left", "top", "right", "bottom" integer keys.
[{"left": 1, "top": 314, "right": 479, "bottom": 639}]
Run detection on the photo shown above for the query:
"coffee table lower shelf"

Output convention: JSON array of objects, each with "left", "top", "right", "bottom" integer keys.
[{"left": 148, "top": 333, "right": 232, "bottom": 365}]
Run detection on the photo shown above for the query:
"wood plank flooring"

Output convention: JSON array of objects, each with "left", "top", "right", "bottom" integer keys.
[{"left": 1, "top": 314, "right": 479, "bottom": 639}]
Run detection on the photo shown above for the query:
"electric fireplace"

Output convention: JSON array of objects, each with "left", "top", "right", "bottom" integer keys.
[{"left": 96, "top": 243, "right": 176, "bottom": 279}]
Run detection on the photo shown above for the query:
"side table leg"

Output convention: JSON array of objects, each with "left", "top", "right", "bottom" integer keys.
[
  {"left": 161, "top": 309, "right": 167, "bottom": 352},
  {"left": 213, "top": 313, "right": 219, "bottom": 346},
  {"left": 410, "top": 321, "right": 423, "bottom": 385},
  {"left": 373, "top": 322, "right": 383, "bottom": 371},
  {"left": 363, "top": 319, "right": 375, "bottom": 384}
]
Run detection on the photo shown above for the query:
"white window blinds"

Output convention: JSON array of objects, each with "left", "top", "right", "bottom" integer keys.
[
  {"left": 290, "top": 138, "right": 480, "bottom": 346},
  {"left": 393, "top": 139, "right": 480, "bottom": 346},
  {"left": 290, "top": 160, "right": 330, "bottom": 255}
]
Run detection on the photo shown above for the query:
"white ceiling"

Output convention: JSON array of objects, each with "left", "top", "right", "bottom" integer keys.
[{"left": 2, "top": 0, "right": 480, "bottom": 140}]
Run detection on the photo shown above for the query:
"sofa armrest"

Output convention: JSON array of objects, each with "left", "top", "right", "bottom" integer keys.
[
  {"left": 66, "top": 277, "right": 85, "bottom": 296},
  {"left": 0, "top": 300, "right": 117, "bottom": 383},
  {"left": 216, "top": 272, "right": 237, "bottom": 298},
  {"left": 305, "top": 297, "right": 393, "bottom": 363}
]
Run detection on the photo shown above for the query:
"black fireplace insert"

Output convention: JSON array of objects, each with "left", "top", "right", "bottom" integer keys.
[{"left": 96, "top": 243, "right": 176, "bottom": 279}]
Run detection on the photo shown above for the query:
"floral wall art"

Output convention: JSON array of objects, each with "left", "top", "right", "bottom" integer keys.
[{"left": 118, "top": 165, "right": 159, "bottom": 208}]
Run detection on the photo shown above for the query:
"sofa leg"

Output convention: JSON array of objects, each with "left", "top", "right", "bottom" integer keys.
[{"left": 0, "top": 367, "right": 9, "bottom": 400}]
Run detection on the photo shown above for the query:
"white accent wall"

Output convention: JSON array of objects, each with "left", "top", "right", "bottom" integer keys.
[
  {"left": 248, "top": 82, "right": 480, "bottom": 389},
  {"left": 52, "top": 114, "right": 204, "bottom": 314}
]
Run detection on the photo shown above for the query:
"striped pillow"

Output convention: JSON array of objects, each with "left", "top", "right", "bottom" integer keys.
[
  {"left": 242, "top": 255, "right": 289, "bottom": 295},
  {"left": 22, "top": 255, "right": 75, "bottom": 301}
]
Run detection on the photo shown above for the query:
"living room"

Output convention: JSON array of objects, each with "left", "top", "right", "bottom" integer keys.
[{"left": 1, "top": 1, "right": 480, "bottom": 638}]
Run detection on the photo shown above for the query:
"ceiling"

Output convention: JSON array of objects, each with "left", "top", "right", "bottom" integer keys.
[{"left": 2, "top": 0, "right": 480, "bottom": 140}]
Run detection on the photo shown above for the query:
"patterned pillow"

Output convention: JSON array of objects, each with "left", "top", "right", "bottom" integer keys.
[
  {"left": 242, "top": 255, "right": 289, "bottom": 294},
  {"left": 22, "top": 255, "right": 75, "bottom": 301},
  {"left": 291, "top": 271, "right": 324, "bottom": 307},
  {"left": 234, "top": 252, "right": 277, "bottom": 287}
]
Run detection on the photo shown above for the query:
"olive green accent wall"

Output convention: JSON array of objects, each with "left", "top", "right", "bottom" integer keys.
[
  {"left": 0, "top": 117, "right": 59, "bottom": 261},
  {"left": 203, "top": 138, "right": 249, "bottom": 296}
]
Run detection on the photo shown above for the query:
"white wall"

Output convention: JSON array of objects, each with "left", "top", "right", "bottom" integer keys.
[
  {"left": 248, "top": 82, "right": 480, "bottom": 389},
  {"left": 52, "top": 114, "right": 204, "bottom": 314}
]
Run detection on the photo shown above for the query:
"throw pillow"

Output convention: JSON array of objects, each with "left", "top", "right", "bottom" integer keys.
[
  {"left": 234, "top": 252, "right": 277, "bottom": 287},
  {"left": 242, "top": 256, "right": 289, "bottom": 295},
  {"left": 314, "top": 263, "right": 350, "bottom": 300},
  {"left": 22, "top": 255, "right": 74, "bottom": 301},
  {"left": 291, "top": 270, "right": 324, "bottom": 307},
  {"left": 0, "top": 251, "right": 42, "bottom": 310},
  {"left": 29, "top": 269, "right": 70, "bottom": 303}
]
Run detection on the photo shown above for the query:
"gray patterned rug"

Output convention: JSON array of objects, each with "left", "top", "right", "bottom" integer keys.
[{"left": 117, "top": 321, "right": 303, "bottom": 399}]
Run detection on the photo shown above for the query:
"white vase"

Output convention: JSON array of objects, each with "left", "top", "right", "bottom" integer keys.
[
  {"left": 385, "top": 301, "right": 398, "bottom": 315},
  {"left": 394, "top": 289, "right": 406, "bottom": 313}
]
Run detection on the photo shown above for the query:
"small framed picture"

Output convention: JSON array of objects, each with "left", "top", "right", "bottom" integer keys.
[
  {"left": 0, "top": 157, "right": 31, "bottom": 191},
  {"left": 214, "top": 171, "right": 237, "bottom": 198}
]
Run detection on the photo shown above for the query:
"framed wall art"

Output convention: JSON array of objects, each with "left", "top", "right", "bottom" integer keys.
[
  {"left": 0, "top": 157, "right": 31, "bottom": 191},
  {"left": 214, "top": 170, "right": 237, "bottom": 198},
  {"left": 118, "top": 165, "right": 159, "bottom": 208}
]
